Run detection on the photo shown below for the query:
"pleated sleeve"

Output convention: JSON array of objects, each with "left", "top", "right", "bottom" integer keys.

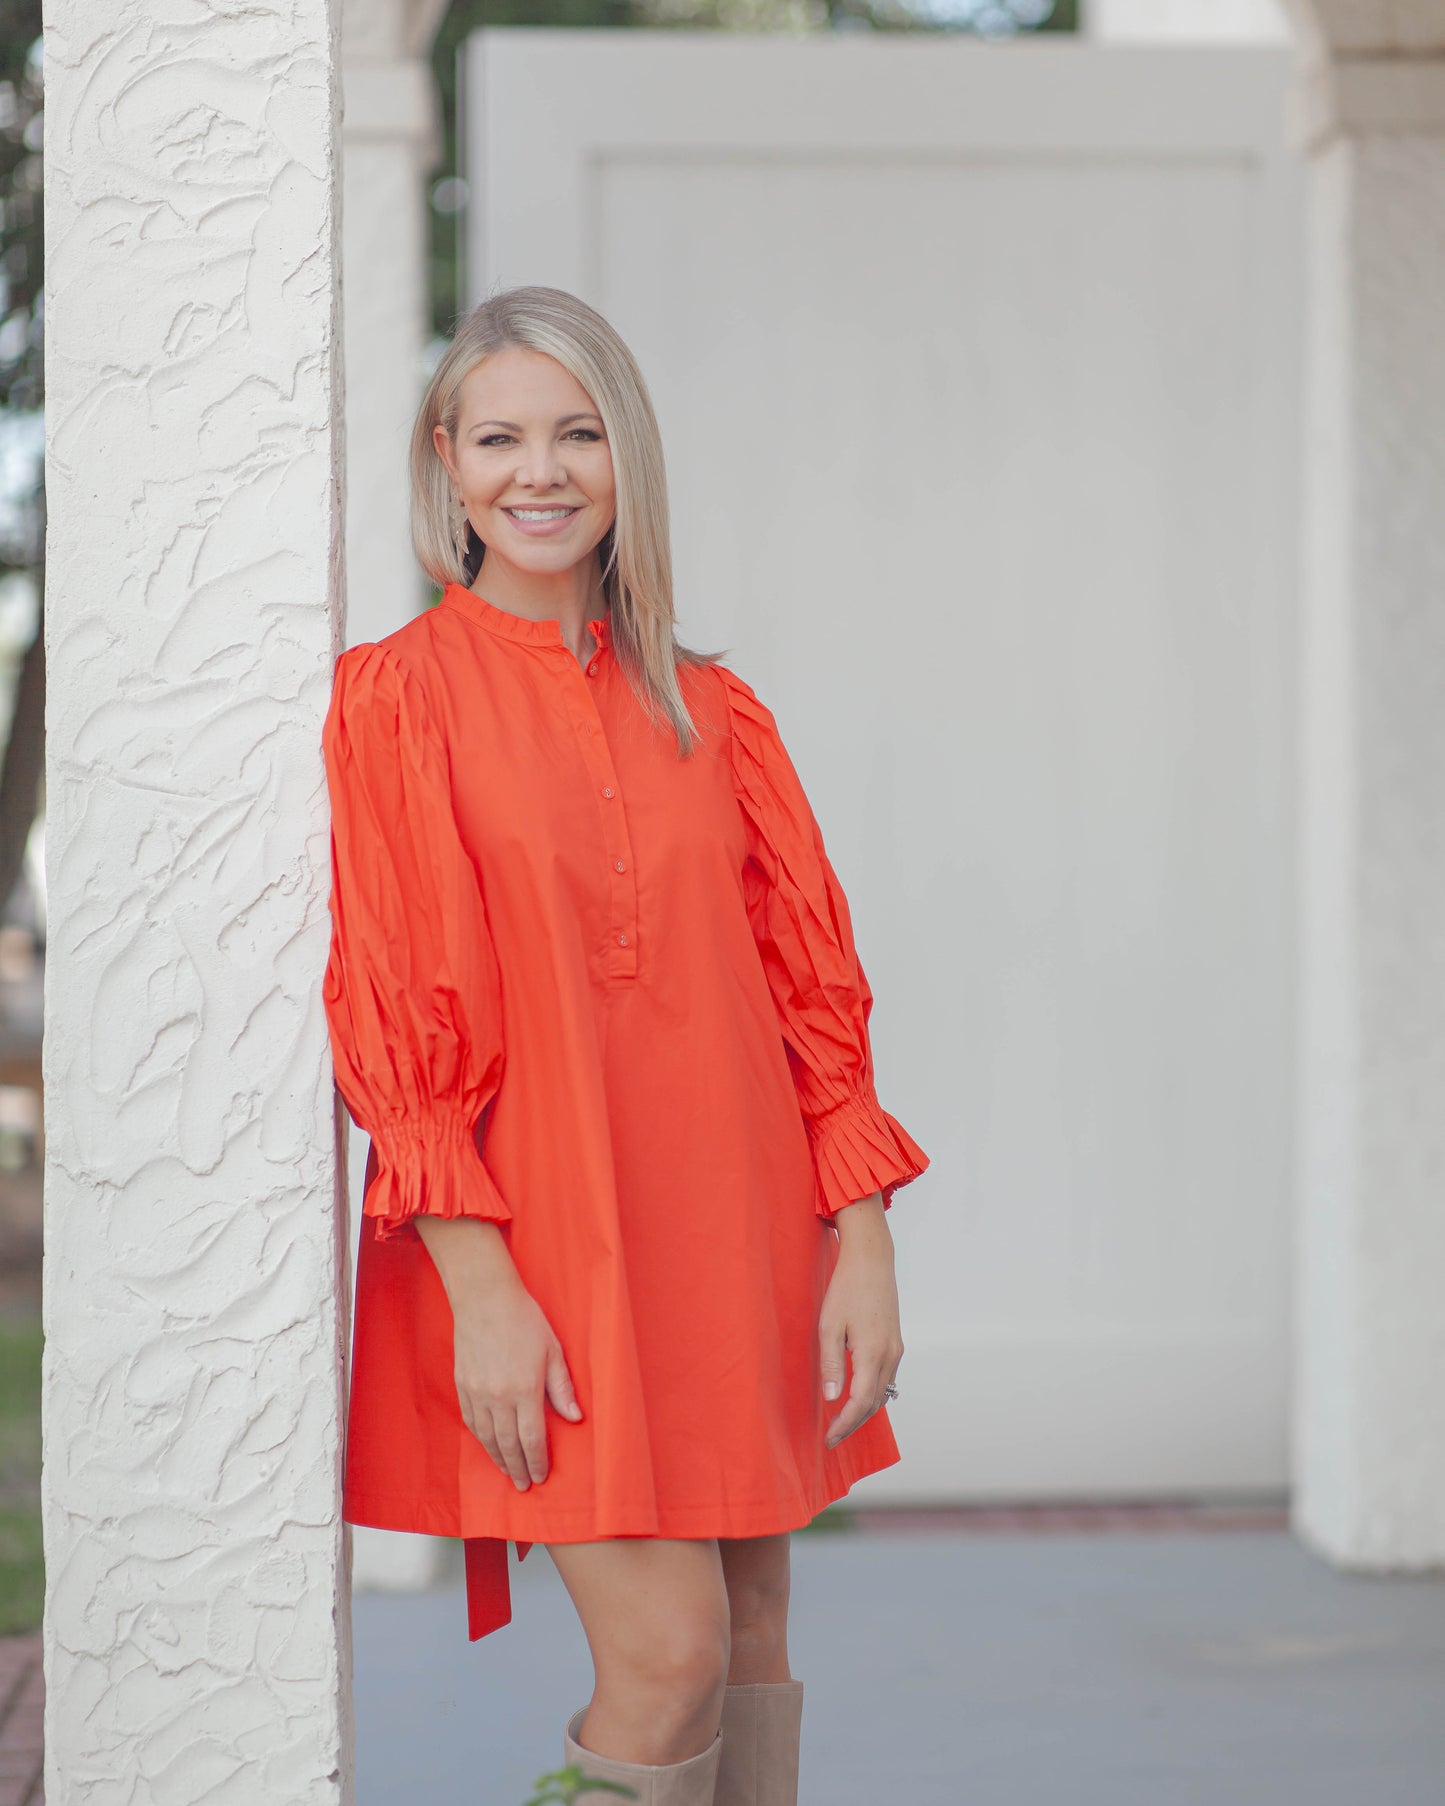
[
  {"left": 322, "top": 640, "right": 511, "bottom": 1243},
  {"left": 717, "top": 665, "right": 930, "bottom": 1220}
]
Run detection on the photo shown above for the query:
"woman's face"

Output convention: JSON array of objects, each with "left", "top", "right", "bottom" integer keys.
[{"left": 436, "top": 346, "right": 617, "bottom": 582}]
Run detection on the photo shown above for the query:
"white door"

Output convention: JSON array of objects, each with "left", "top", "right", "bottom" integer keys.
[{"left": 464, "top": 32, "right": 1303, "bottom": 1499}]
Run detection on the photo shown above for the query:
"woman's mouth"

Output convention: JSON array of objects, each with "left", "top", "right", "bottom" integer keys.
[{"left": 501, "top": 505, "right": 582, "bottom": 537}]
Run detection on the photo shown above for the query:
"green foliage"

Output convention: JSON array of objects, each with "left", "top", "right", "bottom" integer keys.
[
  {"left": 0, "top": 1312, "right": 42, "bottom": 1636},
  {"left": 0, "top": 0, "right": 42, "bottom": 580},
  {"left": 524, "top": 1766, "right": 640, "bottom": 1804},
  {"left": 0, "top": 0, "right": 41, "bottom": 415},
  {"left": 797, "top": 1502, "right": 857, "bottom": 1533}
]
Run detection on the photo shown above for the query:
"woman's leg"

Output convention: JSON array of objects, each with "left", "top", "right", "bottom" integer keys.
[
  {"left": 715, "top": 1535, "right": 803, "bottom": 1806},
  {"left": 718, "top": 1532, "right": 792, "bottom": 1683},
  {"left": 546, "top": 1536, "right": 731, "bottom": 1764}
]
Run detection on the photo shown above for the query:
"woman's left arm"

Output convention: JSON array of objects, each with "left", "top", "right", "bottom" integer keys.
[
  {"left": 717, "top": 665, "right": 928, "bottom": 1445},
  {"left": 819, "top": 1193, "right": 903, "bottom": 1449}
]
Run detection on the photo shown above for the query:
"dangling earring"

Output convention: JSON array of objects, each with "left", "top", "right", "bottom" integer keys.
[{"left": 451, "top": 490, "right": 473, "bottom": 571}]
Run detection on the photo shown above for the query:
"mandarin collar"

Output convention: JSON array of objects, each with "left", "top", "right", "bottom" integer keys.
[{"left": 441, "top": 582, "right": 610, "bottom": 649}]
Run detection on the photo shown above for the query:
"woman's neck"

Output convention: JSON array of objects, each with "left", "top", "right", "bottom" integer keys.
[{"left": 469, "top": 551, "right": 609, "bottom": 665}]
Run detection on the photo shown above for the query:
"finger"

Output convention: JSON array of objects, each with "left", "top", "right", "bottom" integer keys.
[
  {"left": 545, "top": 1342, "right": 583, "bottom": 1422},
  {"left": 825, "top": 1390, "right": 874, "bottom": 1448},
  {"left": 516, "top": 1392, "right": 550, "bottom": 1486},
  {"left": 491, "top": 1409, "right": 532, "bottom": 1491},
  {"left": 826, "top": 1347, "right": 884, "bottom": 1448},
  {"left": 469, "top": 1405, "right": 505, "bottom": 1474},
  {"left": 819, "top": 1315, "right": 847, "bottom": 1403}
]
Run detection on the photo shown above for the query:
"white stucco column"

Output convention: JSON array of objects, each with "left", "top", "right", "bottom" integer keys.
[
  {"left": 341, "top": 0, "right": 450, "bottom": 648},
  {"left": 1287, "top": 0, "right": 1445, "bottom": 1568},
  {"left": 42, "top": 4, "right": 353, "bottom": 1801}
]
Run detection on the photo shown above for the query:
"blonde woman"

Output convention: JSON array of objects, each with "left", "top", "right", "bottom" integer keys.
[{"left": 322, "top": 286, "right": 929, "bottom": 1805}]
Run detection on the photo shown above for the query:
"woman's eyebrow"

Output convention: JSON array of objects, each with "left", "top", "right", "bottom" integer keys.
[{"left": 471, "top": 414, "right": 604, "bottom": 430}]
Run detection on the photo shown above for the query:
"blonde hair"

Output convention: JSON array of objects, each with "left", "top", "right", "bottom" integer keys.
[{"left": 410, "top": 286, "right": 723, "bottom": 757}]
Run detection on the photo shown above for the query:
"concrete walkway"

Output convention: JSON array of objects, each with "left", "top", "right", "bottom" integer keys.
[{"left": 353, "top": 1519, "right": 1445, "bottom": 1806}]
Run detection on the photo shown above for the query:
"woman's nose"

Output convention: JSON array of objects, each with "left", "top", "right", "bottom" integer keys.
[{"left": 515, "top": 439, "right": 567, "bottom": 489}]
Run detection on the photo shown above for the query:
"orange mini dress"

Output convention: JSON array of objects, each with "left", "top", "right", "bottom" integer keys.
[{"left": 321, "top": 581, "right": 929, "bottom": 1642}]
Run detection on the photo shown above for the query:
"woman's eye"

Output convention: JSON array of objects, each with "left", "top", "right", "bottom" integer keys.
[{"left": 476, "top": 430, "right": 599, "bottom": 446}]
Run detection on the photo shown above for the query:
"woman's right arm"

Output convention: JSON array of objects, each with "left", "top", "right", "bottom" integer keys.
[
  {"left": 322, "top": 642, "right": 581, "bottom": 1490},
  {"left": 415, "top": 1219, "right": 582, "bottom": 1490}
]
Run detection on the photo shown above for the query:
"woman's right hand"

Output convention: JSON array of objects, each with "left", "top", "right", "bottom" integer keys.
[
  {"left": 414, "top": 1218, "right": 583, "bottom": 1490},
  {"left": 454, "top": 1275, "right": 582, "bottom": 1488}
]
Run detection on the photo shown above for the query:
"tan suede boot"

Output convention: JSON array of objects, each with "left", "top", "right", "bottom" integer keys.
[
  {"left": 564, "top": 1706, "right": 723, "bottom": 1805},
  {"left": 713, "top": 1680, "right": 805, "bottom": 1806}
]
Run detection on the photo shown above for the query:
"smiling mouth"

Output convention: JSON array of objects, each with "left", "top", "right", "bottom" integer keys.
[{"left": 504, "top": 506, "right": 580, "bottom": 522}]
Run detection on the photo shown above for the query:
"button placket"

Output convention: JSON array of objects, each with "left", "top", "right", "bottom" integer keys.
[{"left": 561, "top": 646, "right": 638, "bottom": 980}]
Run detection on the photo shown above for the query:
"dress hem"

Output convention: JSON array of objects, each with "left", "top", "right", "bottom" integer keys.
[
  {"left": 346, "top": 1437, "right": 901, "bottom": 1644},
  {"left": 343, "top": 1441, "right": 901, "bottom": 1544}
]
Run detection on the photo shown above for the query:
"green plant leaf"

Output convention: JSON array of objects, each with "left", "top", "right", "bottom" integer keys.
[{"left": 524, "top": 1765, "right": 639, "bottom": 1803}]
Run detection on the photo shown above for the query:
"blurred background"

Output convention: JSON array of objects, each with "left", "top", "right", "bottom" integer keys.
[{"left": 0, "top": 0, "right": 46, "bottom": 1656}]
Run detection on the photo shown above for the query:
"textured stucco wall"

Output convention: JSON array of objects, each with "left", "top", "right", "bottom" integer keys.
[{"left": 41, "top": 3, "right": 353, "bottom": 1800}]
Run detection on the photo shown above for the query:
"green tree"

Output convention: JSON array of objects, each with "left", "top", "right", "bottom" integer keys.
[{"left": 0, "top": 3, "right": 43, "bottom": 925}]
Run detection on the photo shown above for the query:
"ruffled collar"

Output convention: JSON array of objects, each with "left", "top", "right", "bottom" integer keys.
[{"left": 441, "top": 582, "right": 610, "bottom": 649}]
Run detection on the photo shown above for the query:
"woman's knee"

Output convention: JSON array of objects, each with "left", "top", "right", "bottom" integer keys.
[
  {"left": 614, "top": 1606, "right": 731, "bottom": 1710},
  {"left": 548, "top": 1536, "right": 732, "bottom": 1733}
]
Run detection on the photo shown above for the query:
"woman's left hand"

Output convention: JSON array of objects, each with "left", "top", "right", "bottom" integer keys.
[{"left": 818, "top": 1193, "right": 903, "bottom": 1449}]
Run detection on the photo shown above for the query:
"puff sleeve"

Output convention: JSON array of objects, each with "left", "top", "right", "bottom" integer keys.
[
  {"left": 718, "top": 665, "right": 930, "bottom": 1219},
  {"left": 322, "top": 641, "right": 511, "bottom": 1243}
]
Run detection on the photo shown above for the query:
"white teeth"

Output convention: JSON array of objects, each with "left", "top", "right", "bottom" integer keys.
[{"left": 506, "top": 507, "right": 576, "bottom": 521}]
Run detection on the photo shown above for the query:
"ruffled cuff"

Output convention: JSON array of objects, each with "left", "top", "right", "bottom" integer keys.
[
  {"left": 364, "top": 1113, "right": 513, "bottom": 1243},
  {"left": 806, "top": 1087, "right": 930, "bottom": 1220}
]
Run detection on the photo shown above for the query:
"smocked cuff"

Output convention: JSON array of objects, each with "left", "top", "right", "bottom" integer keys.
[
  {"left": 805, "top": 1088, "right": 930, "bottom": 1220},
  {"left": 364, "top": 1114, "right": 513, "bottom": 1243}
]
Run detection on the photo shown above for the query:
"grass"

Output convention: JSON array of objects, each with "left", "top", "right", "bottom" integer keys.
[
  {"left": 0, "top": 1312, "right": 41, "bottom": 1635},
  {"left": 797, "top": 1503, "right": 856, "bottom": 1534}
]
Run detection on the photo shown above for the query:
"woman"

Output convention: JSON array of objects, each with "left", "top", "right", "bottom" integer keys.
[{"left": 322, "top": 286, "right": 929, "bottom": 1806}]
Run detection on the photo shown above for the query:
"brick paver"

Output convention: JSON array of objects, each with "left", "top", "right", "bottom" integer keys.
[{"left": 0, "top": 1636, "right": 42, "bottom": 1806}]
